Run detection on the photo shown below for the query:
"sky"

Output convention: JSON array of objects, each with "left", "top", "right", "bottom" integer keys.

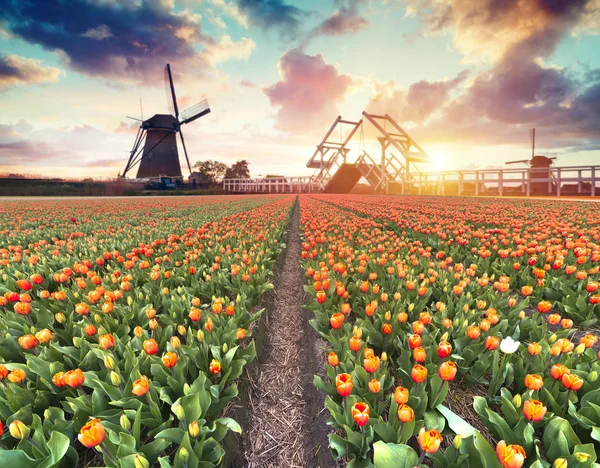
[{"left": 0, "top": 0, "right": 599, "bottom": 179}]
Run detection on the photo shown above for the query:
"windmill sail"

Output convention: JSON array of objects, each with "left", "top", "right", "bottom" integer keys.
[
  {"left": 164, "top": 64, "right": 178, "bottom": 117},
  {"left": 179, "top": 99, "right": 211, "bottom": 124}
]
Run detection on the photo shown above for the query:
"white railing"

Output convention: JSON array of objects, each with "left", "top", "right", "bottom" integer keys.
[
  {"left": 408, "top": 165, "right": 599, "bottom": 197},
  {"left": 223, "top": 176, "right": 315, "bottom": 193}
]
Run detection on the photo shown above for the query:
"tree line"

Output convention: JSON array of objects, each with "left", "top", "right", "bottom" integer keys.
[{"left": 192, "top": 160, "right": 250, "bottom": 185}]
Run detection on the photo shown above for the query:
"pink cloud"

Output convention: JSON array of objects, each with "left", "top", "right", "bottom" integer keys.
[{"left": 263, "top": 48, "right": 354, "bottom": 133}]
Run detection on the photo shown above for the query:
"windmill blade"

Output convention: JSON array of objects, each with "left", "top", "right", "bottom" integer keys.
[
  {"left": 505, "top": 160, "right": 530, "bottom": 165},
  {"left": 179, "top": 99, "right": 211, "bottom": 125},
  {"left": 164, "top": 64, "right": 179, "bottom": 118},
  {"left": 179, "top": 129, "right": 192, "bottom": 175}
]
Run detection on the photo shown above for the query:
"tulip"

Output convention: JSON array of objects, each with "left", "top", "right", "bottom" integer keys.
[
  {"left": 562, "top": 373, "right": 583, "bottom": 391},
  {"left": 99, "top": 334, "right": 115, "bottom": 350},
  {"left": 78, "top": 418, "right": 106, "bottom": 448},
  {"left": 528, "top": 342, "right": 542, "bottom": 356},
  {"left": 327, "top": 351, "right": 339, "bottom": 367},
  {"left": 209, "top": 359, "right": 221, "bottom": 375},
  {"left": 132, "top": 376, "right": 149, "bottom": 396},
  {"left": 500, "top": 337, "right": 520, "bottom": 354},
  {"left": 397, "top": 404, "right": 414, "bottom": 423},
  {"left": 0, "top": 364, "right": 8, "bottom": 380},
  {"left": 134, "top": 455, "right": 150, "bottom": 468},
  {"left": 189, "top": 421, "right": 200, "bottom": 438},
  {"left": 413, "top": 347, "right": 426, "bottom": 363},
  {"left": 162, "top": 352, "right": 178, "bottom": 369},
  {"left": 364, "top": 355, "right": 380, "bottom": 374},
  {"left": 437, "top": 341, "right": 452, "bottom": 358},
  {"left": 524, "top": 374, "right": 543, "bottom": 391},
  {"left": 484, "top": 336, "right": 500, "bottom": 351},
  {"left": 368, "top": 378, "right": 380, "bottom": 393},
  {"left": 438, "top": 361, "right": 457, "bottom": 381},
  {"left": 143, "top": 338, "right": 159, "bottom": 355},
  {"left": 329, "top": 313, "right": 344, "bottom": 330},
  {"left": 65, "top": 369, "right": 85, "bottom": 388},
  {"left": 550, "top": 364, "right": 570, "bottom": 380},
  {"left": 496, "top": 440, "right": 526, "bottom": 468},
  {"left": 336, "top": 373, "right": 353, "bottom": 397},
  {"left": 18, "top": 334, "right": 38, "bottom": 350},
  {"left": 394, "top": 386, "right": 409, "bottom": 405},
  {"left": 351, "top": 401, "right": 370, "bottom": 427},
  {"left": 8, "top": 369, "right": 26, "bottom": 383},
  {"left": 411, "top": 364, "right": 428, "bottom": 384},
  {"left": 523, "top": 399, "right": 547, "bottom": 422},
  {"left": 9, "top": 420, "right": 30, "bottom": 440},
  {"left": 537, "top": 301, "right": 552, "bottom": 313},
  {"left": 418, "top": 427, "right": 443, "bottom": 454}
]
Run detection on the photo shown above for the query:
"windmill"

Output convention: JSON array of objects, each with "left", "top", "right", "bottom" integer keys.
[
  {"left": 122, "top": 64, "right": 210, "bottom": 179},
  {"left": 506, "top": 128, "right": 557, "bottom": 195}
]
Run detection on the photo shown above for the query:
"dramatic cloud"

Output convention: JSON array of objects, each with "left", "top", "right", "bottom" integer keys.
[
  {"left": 264, "top": 49, "right": 354, "bottom": 132},
  {"left": 0, "top": 54, "right": 61, "bottom": 89},
  {"left": 0, "top": 121, "right": 129, "bottom": 172},
  {"left": 0, "top": 0, "right": 253, "bottom": 84},
  {"left": 368, "top": 71, "right": 468, "bottom": 124},
  {"left": 376, "top": 0, "right": 600, "bottom": 152},
  {"left": 403, "top": 0, "right": 593, "bottom": 62},
  {"left": 235, "top": 0, "right": 305, "bottom": 35}
]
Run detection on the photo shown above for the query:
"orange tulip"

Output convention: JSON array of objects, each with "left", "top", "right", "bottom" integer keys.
[
  {"left": 162, "top": 352, "right": 178, "bottom": 368},
  {"left": 7, "top": 369, "right": 26, "bottom": 383},
  {"left": 484, "top": 336, "right": 500, "bottom": 351},
  {"left": 394, "top": 386, "right": 409, "bottom": 405},
  {"left": 561, "top": 373, "right": 583, "bottom": 391},
  {"left": 98, "top": 334, "right": 115, "bottom": 350},
  {"left": 351, "top": 401, "right": 370, "bottom": 427},
  {"left": 327, "top": 352, "right": 339, "bottom": 367},
  {"left": 368, "top": 378, "right": 381, "bottom": 393},
  {"left": 336, "top": 373, "right": 353, "bottom": 397},
  {"left": 413, "top": 347, "right": 426, "bottom": 363},
  {"left": 64, "top": 369, "right": 85, "bottom": 388},
  {"left": 364, "top": 355, "right": 380, "bottom": 374},
  {"left": 329, "top": 313, "right": 344, "bottom": 330},
  {"left": 438, "top": 361, "right": 457, "bottom": 381},
  {"left": 52, "top": 372, "right": 66, "bottom": 387},
  {"left": 411, "top": 364, "right": 428, "bottom": 383},
  {"left": 528, "top": 342, "right": 541, "bottom": 356},
  {"left": 496, "top": 440, "right": 526, "bottom": 468},
  {"left": 524, "top": 374, "right": 543, "bottom": 391},
  {"left": 523, "top": 399, "right": 546, "bottom": 422},
  {"left": 418, "top": 427, "right": 443, "bottom": 453},
  {"left": 18, "top": 334, "right": 38, "bottom": 350},
  {"left": 537, "top": 301, "right": 552, "bottom": 313},
  {"left": 78, "top": 419, "right": 106, "bottom": 448},
  {"left": 209, "top": 359, "right": 221, "bottom": 375},
  {"left": 132, "top": 376, "right": 149, "bottom": 396},
  {"left": 397, "top": 404, "right": 414, "bottom": 423},
  {"left": 143, "top": 338, "right": 159, "bottom": 355},
  {"left": 550, "top": 364, "right": 570, "bottom": 380}
]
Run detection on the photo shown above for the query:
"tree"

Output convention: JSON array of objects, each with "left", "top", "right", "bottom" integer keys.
[
  {"left": 192, "top": 160, "right": 227, "bottom": 184},
  {"left": 225, "top": 160, "right": 250, "bottom": 179}
]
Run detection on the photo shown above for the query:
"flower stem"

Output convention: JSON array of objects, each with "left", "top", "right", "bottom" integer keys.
[{"left": 100, "top": 442, "right": 118, "bottom": 467}]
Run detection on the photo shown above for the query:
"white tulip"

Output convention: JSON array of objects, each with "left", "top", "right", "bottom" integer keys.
[{"left": 500, "top": 336, "right": 520, "bottom": 354}]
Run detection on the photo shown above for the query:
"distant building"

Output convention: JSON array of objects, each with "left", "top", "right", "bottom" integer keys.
[{"left": 188, "top": 172, "right": 211, "bottom": 188}]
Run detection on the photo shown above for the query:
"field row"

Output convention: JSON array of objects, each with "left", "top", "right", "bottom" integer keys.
[
  {"left": 299, "top": 195, "right": 600, "bottom": 467},
  {"left": 0, "top": 195, "right": 295, "bottom": 467}
]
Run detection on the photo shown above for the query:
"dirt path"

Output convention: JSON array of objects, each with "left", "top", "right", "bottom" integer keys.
[{"left": 244, "top": 198, "right": 331, "bottom": 468}]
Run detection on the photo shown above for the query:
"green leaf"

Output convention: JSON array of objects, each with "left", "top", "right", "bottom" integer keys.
[
  {"left": 437, "top": 404, "right": 476, "bottom": 437},
  {"left": 373, "top": 441, "right": 419, "bottom": 468}
]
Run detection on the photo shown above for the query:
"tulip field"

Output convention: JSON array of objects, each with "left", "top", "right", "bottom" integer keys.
[
  {"left": 301, "top": 195, "right": 600, "bottom": 468},
  {"left": 1, "top": 194, "right": 600, "bottom": 468},
  {"left": 0, "top": 195, "right": 293, "bottom": 467}
]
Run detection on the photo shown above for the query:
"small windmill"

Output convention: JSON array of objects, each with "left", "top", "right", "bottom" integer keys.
[
  {"left": 122, "top": 64, "right": 210, "bottom": 179},
  {"left": 505, "top": 128, "right": 556, "bottom": 168}
]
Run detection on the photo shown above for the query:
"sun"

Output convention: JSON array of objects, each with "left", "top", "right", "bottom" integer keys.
[{"left": 427, "top": 150, "right": 447, "bottom": 172}]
